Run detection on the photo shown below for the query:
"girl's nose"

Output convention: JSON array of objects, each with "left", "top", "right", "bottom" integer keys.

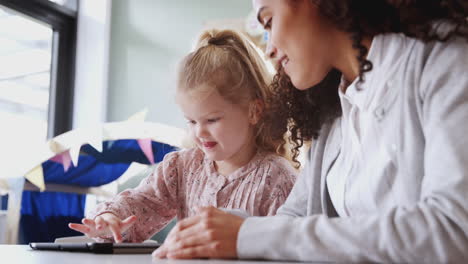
[{"left": 195, "top": 124, "right": 207, "bottom": 138}]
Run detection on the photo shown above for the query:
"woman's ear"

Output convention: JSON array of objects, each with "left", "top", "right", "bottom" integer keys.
[{"left": 249, "top": 99, "right": 264, "bottom": 125}]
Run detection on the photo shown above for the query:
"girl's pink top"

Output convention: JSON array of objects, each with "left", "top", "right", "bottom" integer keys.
[{"left": 89, "top": 147, "right": 297, "bottom": 242}]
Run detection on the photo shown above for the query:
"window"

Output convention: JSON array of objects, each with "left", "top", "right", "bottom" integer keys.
[{"left": 0, "top": 0, "right": 77, "bottom": 144}]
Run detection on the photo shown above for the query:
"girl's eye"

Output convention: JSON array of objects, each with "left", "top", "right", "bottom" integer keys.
[
  {"left": 207, "top": 118, "right": 220, "bottom": 123},
  {"left": 187, "top": 120, "right": 196, "bottom": 125}
]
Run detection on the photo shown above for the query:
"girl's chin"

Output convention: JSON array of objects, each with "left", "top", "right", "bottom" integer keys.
[{"left": 201, "top": 150, "right": 221, "bottom": 160}]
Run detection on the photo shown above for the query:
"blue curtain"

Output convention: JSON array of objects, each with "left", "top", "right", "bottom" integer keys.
[{"left": 19, "top": 140, "right": 177, "bottom": 244}]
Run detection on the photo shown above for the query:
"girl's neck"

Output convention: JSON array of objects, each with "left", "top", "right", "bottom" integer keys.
[{"left": 214, "top": 138, "right": 258, "bottom": 176}]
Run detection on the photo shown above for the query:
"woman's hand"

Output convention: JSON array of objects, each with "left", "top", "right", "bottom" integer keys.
[
  {"left": 68, "top": 213, "right": 137, "bottom": 243},
  {"left": 152, "top": 207, "right": 245, "bottom": 259}
]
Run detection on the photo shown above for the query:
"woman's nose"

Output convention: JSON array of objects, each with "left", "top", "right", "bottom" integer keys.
[{"left": 265, "top": 39, "right": 277, "bottom": 59}]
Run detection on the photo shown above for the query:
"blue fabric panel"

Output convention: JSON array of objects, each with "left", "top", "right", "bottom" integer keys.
[
  {"left": 42, "top": 155, "right": 130, "bottom": 186},
  {"left": 81, "top": 140, "right": 177, "bottom": 164},
  {"left": 19, "top": 191, "right": 85, "bottom": 244},
  {"left": 1, "top": 195, "right": 7, "bottom": 210},
  {"left": 19, "top": 140, "right": 177, "bottom": 244}
]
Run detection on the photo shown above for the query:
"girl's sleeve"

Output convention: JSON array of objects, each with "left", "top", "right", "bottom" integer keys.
[
  {"left": 237, "top": 39, "right": 468, "bottom": 262},
  {"left": 88, "top": 151, "right": 181, "bottom": 242}
]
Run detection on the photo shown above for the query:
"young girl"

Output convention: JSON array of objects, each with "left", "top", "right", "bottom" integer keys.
[
  {"left": 69, "top": 29, "right": 297, "bottom": 243},
  {"left": 153, "top": 0, "right": 468, "bottom": 262}
]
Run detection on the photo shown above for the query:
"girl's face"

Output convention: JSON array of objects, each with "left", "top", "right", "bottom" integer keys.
[
  {"left": 253, "top": 0, "right": 338, "bottom": 90},
  {"left": 178, "top": 88, "right": 257, "bottom": 165}
]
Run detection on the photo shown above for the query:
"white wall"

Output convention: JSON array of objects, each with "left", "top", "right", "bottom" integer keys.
[
  {"left": 106, "top": 0, "right": 252, "bottom": 128},
  {"left": 73, "top": 0, "right": 112, "bottom": 129}
]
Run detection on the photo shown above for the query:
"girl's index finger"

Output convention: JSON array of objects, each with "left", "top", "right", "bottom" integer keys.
[
  {"left": 121, "top": 215, "right": 137, "bottom": 225},
  {"left": 68, "top": 223, "right": 90, "bottom": 234},
  {"left": 82, "top": 218, "right": 96, "bottom": 228}
]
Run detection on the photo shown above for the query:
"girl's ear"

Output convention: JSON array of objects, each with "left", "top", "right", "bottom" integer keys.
[{"left": 249, "top": 99, "right": 264, "bottom": 125}]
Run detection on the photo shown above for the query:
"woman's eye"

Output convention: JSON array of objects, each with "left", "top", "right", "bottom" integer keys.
[
  {"left": 187, "top": 120, "right": 196, "bottom": 125},
  {"left": 207, "top": 118, "right": 220, "bottom": 123},
  {"left": 264, "top": 18, "right": 272, "bottom": 30}
]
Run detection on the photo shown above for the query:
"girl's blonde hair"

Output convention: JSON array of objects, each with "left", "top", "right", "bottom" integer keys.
[{"left": 177, "top": 29, "right": 291, "bottom": 162}]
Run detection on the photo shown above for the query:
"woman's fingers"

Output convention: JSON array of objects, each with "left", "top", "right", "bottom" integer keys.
[
  {"left": 173, "top": 212, "right": 204, "bottom": 232},
  {"left": 166, "top": 243, "right": 219, "bottom": 259},
  {"left": 152, "top": 245, "right": 168, "bottom": 258},
  {"left": 163, "top": 226, "right": 208, "bottom": 252},
  {"left": 153, "top": 207, "right": 243, "bottom": 259},
  {"left": 162, "top": 218, "right": 197, "bottom": 246},
  {"left": 154, "top": 211, "right": 216, "bottom": 259},
  {"left": 167, "top": 216, "right": 220, "bottom": 247},
  {"left": 164, "top": 207, "right": 219, "bottom": 244}
]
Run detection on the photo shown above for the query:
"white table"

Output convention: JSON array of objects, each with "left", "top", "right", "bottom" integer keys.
[{"left": 0, "top": 245, "right": 311, "bottom": 264}]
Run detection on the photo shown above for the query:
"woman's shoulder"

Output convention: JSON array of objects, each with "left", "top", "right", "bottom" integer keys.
[{"left": 378, "top": 31, "right": 467, "bottom": 66}]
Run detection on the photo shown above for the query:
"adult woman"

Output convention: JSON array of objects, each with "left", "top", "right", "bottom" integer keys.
[{"left": 153, "top": 0, "right": 468, "bottom": 262}]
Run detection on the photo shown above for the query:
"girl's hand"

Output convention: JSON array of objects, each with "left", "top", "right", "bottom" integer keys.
[
  {"left": 68, "top": 213, "right": 137, "bottom": 243},
  {"left": 152, "top": 207, "right": 244, "bottom": 259}
]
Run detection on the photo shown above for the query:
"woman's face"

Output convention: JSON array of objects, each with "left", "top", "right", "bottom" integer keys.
[{"left": 253, "top": 0, "right": 338, "bottom": 90}]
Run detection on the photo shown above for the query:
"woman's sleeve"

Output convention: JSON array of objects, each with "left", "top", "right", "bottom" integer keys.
[
  {"left": 237, "top": 39, "right": 468, "bottom": 262},
  {"left": 88, "top": 151, "right": 181, "bottom": 242}
]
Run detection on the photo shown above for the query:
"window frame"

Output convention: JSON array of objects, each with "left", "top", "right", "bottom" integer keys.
[{"left": 0, "top": 0, "right": 77, "bottom": 137}]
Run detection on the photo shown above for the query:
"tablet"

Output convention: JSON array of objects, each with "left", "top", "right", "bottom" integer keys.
[{"left": 29, "top": 242, "right": 161, "bottom": 254}]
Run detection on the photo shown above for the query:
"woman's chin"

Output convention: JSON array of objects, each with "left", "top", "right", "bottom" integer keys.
[
  {"left": 291, "top": 74, "right": 326, "bottom": 91},
  {"left": 291, "top": 78, "right": 314, "bottom": 91}
]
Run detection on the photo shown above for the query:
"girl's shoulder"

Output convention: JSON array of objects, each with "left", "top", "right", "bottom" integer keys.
[
  {"left": 164, "top": 147, "right": 206, "bottom": 168},
  {"left": 256, "top": 151, "right": 298, "bottom": 176}
]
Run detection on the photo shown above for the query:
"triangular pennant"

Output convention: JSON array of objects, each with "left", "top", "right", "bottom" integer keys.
[
  {"left": 25, "top": 165, "right": 45, "bottom": 191},
  {"left": 127, "top": 108, "right": 148, "bottom": 121},
  {"left": 61, "top": 150, "right": 72, "bottom": 171},
  {"left": 48, "top": 139, "right": 66, "bottom": 153},
  {"left": 69, "top": 145, "right": 81, "bottom": 167},
  {"left": 137, "top": 138, "right": 154, "bottom": 164},
  {"left": 50, "top": 151, "right": 73, "bottom": 172},
  {"left": 87, "top": 137, "right": 103, "bottom": 153},
  {"left": 86, "top": 126, "right": 103, "bottom": 152}
]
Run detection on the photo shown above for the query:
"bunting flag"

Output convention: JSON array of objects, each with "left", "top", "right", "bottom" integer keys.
[
  {"left": 137, "top": 138, "right": 155, "bottom": 164},
  {"left": 127, "top": 108, "right": 148, "bottom": 121},
  {"left": 69, "top": 145, "right": 81, "bottom": 168},
  {"left": 24, "top": 165, "right": 45, "bottom": 192},
  {"left": 50, "top": 150, "right": 73, "bottom": 172},
  {"left": 0, "top": 120, "right": 186, "bottom": 191}
]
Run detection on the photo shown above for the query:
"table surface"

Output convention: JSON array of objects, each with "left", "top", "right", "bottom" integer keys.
[{"left": 0, "top": 245, "right": 311, "bottom": 264}]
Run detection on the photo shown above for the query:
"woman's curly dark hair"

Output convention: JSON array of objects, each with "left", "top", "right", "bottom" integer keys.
[{"left": 271, "top": 0, "right": 468, "bottom": 165}]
